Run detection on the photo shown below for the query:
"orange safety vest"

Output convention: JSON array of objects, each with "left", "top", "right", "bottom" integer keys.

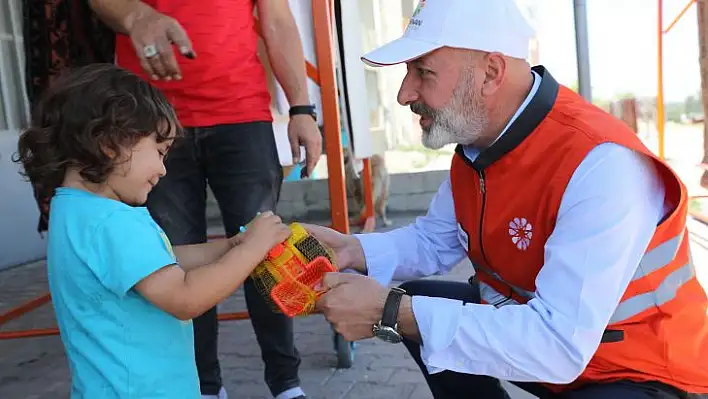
[{"left": 450, "top": 66, "right": 708, "bottom": 393}]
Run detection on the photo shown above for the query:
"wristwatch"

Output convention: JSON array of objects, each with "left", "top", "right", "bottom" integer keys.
[
  {"left": 289, "top": 104, "right": 317, "bottom": 122},
  {"left": 372, "top": 287, "right": 406, "bottom": 344}
]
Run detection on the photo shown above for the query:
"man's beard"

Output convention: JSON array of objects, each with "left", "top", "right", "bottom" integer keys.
[{"left": 411, "top": 73, "right": 488, "bottom": 150}]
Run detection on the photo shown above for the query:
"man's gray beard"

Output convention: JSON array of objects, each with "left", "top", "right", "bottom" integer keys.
[{"left": 420, "top": 74, "right": 488, "bottom": 150}]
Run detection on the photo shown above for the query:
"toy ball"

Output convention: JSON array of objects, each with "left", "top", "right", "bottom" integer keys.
[{"left": 250, "top": 222, "right": 336, "bottom": 317}]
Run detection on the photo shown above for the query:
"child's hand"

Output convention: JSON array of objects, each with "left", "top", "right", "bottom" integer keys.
[{"left": 240, "top": 211, "right": 291, "bottom": 256}]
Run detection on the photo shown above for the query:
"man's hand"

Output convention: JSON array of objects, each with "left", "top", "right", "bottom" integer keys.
[
  {"left": 126, "top": 6, "right": 195, "bottom": 81},
  {"left": 256, "top": 0, "right": 322, "bottom": 176},
  {"left": 300, "top": 223, "right": 366, "bottom": 272},
  {"left": 316, "top": 273, "right": 388, "bottom": 341},
  {"left": 288, "top": 114, "right": 322, "bottom": 178}
]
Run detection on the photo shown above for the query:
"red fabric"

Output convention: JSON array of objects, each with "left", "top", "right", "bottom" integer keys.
[{"left": 115, "top": 0, "right": 272, "bottom": 127}]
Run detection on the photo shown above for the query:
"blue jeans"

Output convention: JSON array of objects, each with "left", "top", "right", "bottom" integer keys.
[
  {"left": 146, "top": 122, "right": 300, "bottom": 396},
  {"left": 398, "top": 280, "right": 704, "bottom": 399}
]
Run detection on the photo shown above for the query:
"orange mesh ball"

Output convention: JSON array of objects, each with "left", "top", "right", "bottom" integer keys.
[{"left": 249, "top": 222, "right": 337, "bottom": 317}]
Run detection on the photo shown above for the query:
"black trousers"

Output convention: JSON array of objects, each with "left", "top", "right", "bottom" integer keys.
[
  {"left": 146, "top": 122, "right": 300, "bottom": 396},
  {"left": 398, "top": 280, "right": 705, "bottom": 399}
]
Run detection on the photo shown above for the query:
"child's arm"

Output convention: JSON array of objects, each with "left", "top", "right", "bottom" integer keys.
[
  {"left": 172, "top": 237, "right": 240, "bottom": 272},
  {"left": 135, "top": 212, "right": 290, "bottom": 320}
]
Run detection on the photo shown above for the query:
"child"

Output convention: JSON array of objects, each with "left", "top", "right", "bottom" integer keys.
[{"left": 13, "top": 63, "right": 291, "bottom": 398}]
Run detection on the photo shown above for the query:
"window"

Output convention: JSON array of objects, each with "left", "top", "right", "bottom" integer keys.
[{"left": 0, "top": 0, "right": 29, "bottom": 132}]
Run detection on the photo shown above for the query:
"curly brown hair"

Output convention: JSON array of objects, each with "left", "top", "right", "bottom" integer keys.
[{"left": 13, "top": 63, "right": 181, "bottom": 205}]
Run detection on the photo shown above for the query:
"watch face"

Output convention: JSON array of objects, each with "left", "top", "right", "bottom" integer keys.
[{"left": 373, "top": 325, "right": 403, "bottom": 344}]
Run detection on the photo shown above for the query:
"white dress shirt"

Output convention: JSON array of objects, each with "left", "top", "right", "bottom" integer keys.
[{"left": 355, "top": 72, "right": 667, "bottom": 383}]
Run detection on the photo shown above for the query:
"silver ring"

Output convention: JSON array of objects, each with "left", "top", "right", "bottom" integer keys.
[{"left": 142, "top": 44, "right": 158, "bottom": 58}]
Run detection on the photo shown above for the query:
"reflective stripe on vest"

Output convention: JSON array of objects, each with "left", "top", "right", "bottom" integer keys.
[
  {"left": 477, "top": 231, "right": 690, "bottom": 323},
  {"left": 609, "top": 231, "right": 693, "bottom": 324},
  {"left": 630, "top": 230, "right": 686, "bottom": 281}
]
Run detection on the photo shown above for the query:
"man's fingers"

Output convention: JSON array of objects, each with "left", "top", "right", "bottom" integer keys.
[
  {"left": 304, "top": 129, "right": 322, "bottom": 177},
  {"left": 300, "top": 223, "right": 324, "bottom": 235},
  {"left": 155, "top": 37, "right": 181, "bottom": 79},
  {"left": 300, "top": 223, "right": 335, "bottom": 245},
  {"left": 156, "top": 36, "right": 181, "bottom": 79},
  {"left": 289, "top": 135, "right": 301, "bottom": 167},
  {"left": 145, "top": 43, "right": 169, "bottom": 79},
  {"left": 303, "top": 225, "right": 336, "bottom": 251},
  {"left": 305, "top": 142, "right": 318, "bottom": 178},
  {"left": 314, "top": 292, "right": 329, "bottom": 312},
  {"left": 138, "top": 57, "right": 159, "bottom": 81},
  {"left": 321, "top": 272, "right": 357, "bottom": 291},
  {"left": 166, "top": 24, "right": 196, "bottom": 59}
]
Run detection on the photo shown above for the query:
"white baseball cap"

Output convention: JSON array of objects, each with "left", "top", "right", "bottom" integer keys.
[{"left": 361, "top": 0, "right": 535, "bottom": 67}]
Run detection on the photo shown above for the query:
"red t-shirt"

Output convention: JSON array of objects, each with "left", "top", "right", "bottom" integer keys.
[{"left": 115, "top": 0, "right": 273, "bottom": 128}]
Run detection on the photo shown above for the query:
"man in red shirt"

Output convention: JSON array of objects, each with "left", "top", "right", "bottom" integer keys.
[{"left": 89, "top": 1, "right": 322, "bottom": 398}]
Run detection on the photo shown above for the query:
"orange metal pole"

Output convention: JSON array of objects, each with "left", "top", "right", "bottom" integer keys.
[
  {"left": 305, "top": 62, "right": 321, "bottom": 85},
  {"left": 216, "top": 312, "right": 251, "bottom": 321},
  {"left": 664, "top": 0, "right": 697, "bottom": 34},
  {"left": 0, "top": 293, "right": 52, "bottom": 326},
  {"left": 0, "top": 328, "right": 59, "bottom": 340},
  {"left": 658, "top": 0, "right": 666, "bottom": 160},
  {"left": 362, "top": 159, "right": 374, "bottom": 219},
  {"left": 312, "top": 0, "right": 349, "bottom": 234}
]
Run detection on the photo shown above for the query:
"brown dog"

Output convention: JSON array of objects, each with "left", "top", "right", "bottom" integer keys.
[{"left": 344, "top": 148, "right": 391, "bottom": 228}]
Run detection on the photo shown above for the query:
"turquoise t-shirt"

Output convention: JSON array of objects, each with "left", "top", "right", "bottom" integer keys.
[{"left": 47, "top": 187, "right": 199, "bottom": 399}]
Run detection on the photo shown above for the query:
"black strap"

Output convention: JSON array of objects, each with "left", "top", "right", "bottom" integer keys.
[
  {"left": 289, "top": 105, "right": 317, "bottom": 121},
  {"left": 468, "top": 276, "right": 625, "bottom": 344},
  {"left": 381, "top": 288, "right": 405, "bottom": 327},
  {"left": 601, "top": 329, "right": 624, "bottom": 343}
]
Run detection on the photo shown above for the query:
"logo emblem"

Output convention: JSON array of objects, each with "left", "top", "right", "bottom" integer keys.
[
  {"left": 407, "top": 0, "right": 426, "bottom": 31},
  {"left": 412, "top": 0, "right": 426, "bottom": 18},
  {"left": 508, "top": 217, "right": 533, "bottom": 251}
]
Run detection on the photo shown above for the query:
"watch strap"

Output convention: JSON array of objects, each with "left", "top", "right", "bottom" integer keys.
[
  {"left": 289, "top": 105, "right": 316, "bottom": 120},
  {"left": 381, "top": 287, "right": 406, "bottom": 328}
]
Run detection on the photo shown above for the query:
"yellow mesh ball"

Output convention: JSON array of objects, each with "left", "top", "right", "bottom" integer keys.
[{"left": 250, "top": 222, "right": 337, "bottom": 317}]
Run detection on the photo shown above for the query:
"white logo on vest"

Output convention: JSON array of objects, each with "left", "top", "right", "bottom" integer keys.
[{"left": 509, "top": 217, "right": 533, "bottom": 251}]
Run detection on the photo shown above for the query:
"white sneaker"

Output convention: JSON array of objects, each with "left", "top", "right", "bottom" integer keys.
[
  {"left": 201, "top": 387, "right": 228, "bottom": 399},
  {"left": 274, "top": 387, "right": 306, "bottom": 399}
]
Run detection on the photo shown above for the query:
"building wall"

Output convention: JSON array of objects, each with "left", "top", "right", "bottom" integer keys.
[
  {"left": 0, "top": 0, "right": 47, "bottom": 269},
  {"left": 0, "top": 134, "right": 47, "bottom": 269},
  {"left": 357, "top": 0, "right": 417, "bottom": 152}
]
